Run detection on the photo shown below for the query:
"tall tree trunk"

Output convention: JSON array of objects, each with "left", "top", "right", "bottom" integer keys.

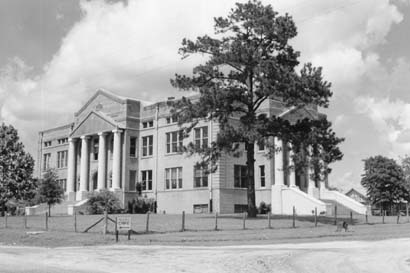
[
  {"left": 48, "top": 204, "right": 51, "bottom": 217},
  {"left": 246, "top": 142, "right": 257, "bottom": 218}
]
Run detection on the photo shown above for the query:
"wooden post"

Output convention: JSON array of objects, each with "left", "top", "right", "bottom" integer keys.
[
  {"left": 382, "top": 210, "right": 385, "bottom": 224},
  {"left": 397, "top": 211, "right": 400, "bottom": 224},
  {"left": 115, "top": 217, "right": 118, "bottom": 242},
  {"left": 292, "top": 206, "right": 296, "bottom": 228},
  {"left": 24, "top": 214, "right": 27, "bottom": 229},
  {"left": 145, "top": 212, "right": 150, "bottom": 233},
  {"left": 74, "top": 211, "right": 77, "bottom": 233},
  {"left": 127, "top": 229, "right": 131, "bottom": 240},
  {"left": 242, "top": 212, "right": 246, "bottom": 230},
  {"left": 350, "top": 211, "right": 353, "bottom": 225},
  {"left": 314, "top": 207, "right": 318, "bottom": 227},
  {"left": 181, "top": 211, "right": 185, "bottom": 232},
  {"left": 45, "top": 212, "right": 48, "bottom": 231},
  {"left": 268, "top": 212, "right": 272, "bottom": 229},
  {"left": 334, "top": 205, "right": 338, "bottom": 225},
  {"left": 365, "top": 212, "right": 368, "bottom": 224},
  {"left": 103, "top": 210, "right": 108, "bottom": 235},
  {"left": 214, "top": 212, "right": 218, "bottom": 231},
  {"left": 407, "top": 203, "right": 409, "bottom": 223},
  {"left": 4, "top": 213, "right": 7, "bottom": 229}
]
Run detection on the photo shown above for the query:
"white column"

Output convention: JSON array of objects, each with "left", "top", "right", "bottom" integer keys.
[
  {"left": 66, "top": 138, "right": 77, "bottom": 201},
  {"left": 288, "top": 144, "right": 297, "bottom": 187},
  {"left": 97, "top": 132, "right": 107, "bottom": 191},
  {"left": 306, "top": 147, "right": 316, "bottom": 196},
  {"left": 78, "top": 135, "right": 90, "bottom": 200},
  {"left": 112, "top": 129, "right": 122, "bottom": 190},
  {"left": 274, "top": 137, "right": 284, "bottom": 186}
]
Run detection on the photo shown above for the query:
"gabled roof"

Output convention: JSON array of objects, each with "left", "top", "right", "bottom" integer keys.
[
  {"left": 346, "top": 188, "right": 367, "bottom": 199},
  {"left": 279, "top": 106, "right": 318, "bottom": 120}
]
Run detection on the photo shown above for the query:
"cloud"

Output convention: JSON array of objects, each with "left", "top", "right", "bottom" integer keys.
[{"left": 0, "top": 0, "right": 408, "bottom": 186}]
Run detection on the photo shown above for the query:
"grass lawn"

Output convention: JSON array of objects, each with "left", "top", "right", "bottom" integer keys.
[{"left": 0, "top": 213, "right": 409, "bottom": 247}]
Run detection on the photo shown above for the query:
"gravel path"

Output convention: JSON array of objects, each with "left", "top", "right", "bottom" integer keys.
[{"left": 1, "top": 238, "right": 410, "bottom": 273}]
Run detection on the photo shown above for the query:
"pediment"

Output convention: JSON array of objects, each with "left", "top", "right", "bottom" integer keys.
[{"left": 70, "top": 111, "right": 119, "bottom": 138}]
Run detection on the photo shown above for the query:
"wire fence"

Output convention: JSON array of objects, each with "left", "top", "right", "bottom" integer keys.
[{"left": 1, "top": 206, "right": 408, "bottom": 235}]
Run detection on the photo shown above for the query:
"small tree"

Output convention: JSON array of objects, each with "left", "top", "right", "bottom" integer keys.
[
  {"left": 171, "top": 0, "right": 343, "bottom": 217},
  {"left": 0, "top": 123, "right": 36, "bottom": 216},
  {"left": 38, "top": 169, "right": 64, "bottom": 216},
  {"left": 86, "top": 190, "right": 121, "bottom": 214},
  {"left": 361, "top": 155, "right": 409, "bottom": 214}
]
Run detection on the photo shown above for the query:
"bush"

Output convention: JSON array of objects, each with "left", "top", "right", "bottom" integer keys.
[
  {"left": 258, "top": 201, "right": 270, "bottom": 214},
  {"left": 86, "top": 190, "right": 122, "bottom": 214},
  {"left": 127, "top": 198, "right": 155, "bottom": 214}
]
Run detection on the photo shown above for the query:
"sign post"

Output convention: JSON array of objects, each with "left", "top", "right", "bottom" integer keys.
[{"left": 116, "top": 216, "right": 132, "bottom": 241}]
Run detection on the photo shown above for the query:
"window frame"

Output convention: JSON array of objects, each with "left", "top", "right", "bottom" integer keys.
[
  {"left": 142, "top": 135, "right": 153, "bottom": 157},
  {"left": 129, "top": 137, "right": 137, "bottom": 157},
  {"left": 141, "top": 170, "right": 153, "bottom": 191},
  {"left": 193, "top": 165, "right": 208, "bottom": 188},
  {"left": 259, "top": 165, "right": 265, "bottom": 188},
  {"left": 234, "top": 165, "right": 247, "bottom": 188},
  {"left": 166, "top": 131, "right": 183, "bottom": 154},
  {"left": 194, "top": 126, "right": 208, "bottom": 149},
  {"left": 165, "top": 167, "right": 183, "bottom": 190}
]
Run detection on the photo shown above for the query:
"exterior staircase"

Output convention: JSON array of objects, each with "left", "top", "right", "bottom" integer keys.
[
  {"left": 25, "top": 199, "right": 88, "bottom": 216},
  {"left": 319, "top": 188, "right": 368, "bottom": 215}
]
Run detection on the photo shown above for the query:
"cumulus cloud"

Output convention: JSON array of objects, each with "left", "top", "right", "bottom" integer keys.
[{"left": 0, "top": 0, "right": 408, "bottom": 187}]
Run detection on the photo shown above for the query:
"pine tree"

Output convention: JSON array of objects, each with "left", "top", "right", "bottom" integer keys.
[{"left": 171, "top": 0, "right": 343, "bottom": 217}]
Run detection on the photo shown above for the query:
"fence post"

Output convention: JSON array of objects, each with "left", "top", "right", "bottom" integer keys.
[
  {"left": 103, "top": 210, "right": 108, "bottom": 235},
  {"left": 181, "top": 211, "right": 185, "bottom": 232},
  {"left": 115, "top": 217, "right": 118, "bottom": 242},
  {"left": 334, "top": 205, "right": 338, "bottom": 225},
  {"left": 242, "top": 212, "right": 246, "bottom": 230},
  {"left": 128, "top": 229, "right": 131, "bottom": 240},
  {"left": 268, "top": 212, "right": 272, "bottom": 229},
  {"left": 4, "top": 213, "right": 7, "bottom": 229},
  {"left": 382, "top": 210, "right": 385, "bottom": 224},
  {"left": 214, "top": 212, "right": 218, "bottom": 231},
  {"left": 74, "top": 211, "right": 77, "bottom": 233},
  {"left": 45, "top": 212, "right": 48, "bottom": 231},
  {"left": 350, "top": 211, "right": 353, "bottom": 225},
  {"left": 365, "top": 212, "right": 368, "bottom": 224},
  {"left": 292, "top": 206, "right": 296, "bottom": 228},
  {"left": 145, "top": 212, "right": 150, "bottom": 233},
  {"left": 397, "top": 210, "right": 400, "bottom": 224},
  {"left": 314, "top": 207, "right": 318, "bottom": 227},
  {"left": 24, "top": 214, "right": 27, "bottom": 229},
  {"left": 407, "top": 203, "right": 409, "bottom": 223}
]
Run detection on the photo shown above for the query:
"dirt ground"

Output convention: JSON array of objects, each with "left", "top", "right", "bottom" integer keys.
[{"left": 0, "top": 238, "right": 409, "bottom": 273}]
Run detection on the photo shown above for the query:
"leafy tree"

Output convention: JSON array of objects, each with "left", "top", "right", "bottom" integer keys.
[
  {"left": 0, "top": 123, "right": 36, "bottom": 216},
  {"left": 37, "top": 169, "right": 64, "bottom": 216},
  {"left": 86, "top": 190, "right": 121, "bottom": 214},
  {"left": 171, "top": 0, "right": 343, "bottom": 216},
  {"left": 361, "top": 155, "right": 409, "bottom": 214}
]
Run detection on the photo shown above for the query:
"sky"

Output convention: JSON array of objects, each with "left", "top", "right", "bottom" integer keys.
[{"left": 1, "top": 0, "right": 410, "bottom": 193}]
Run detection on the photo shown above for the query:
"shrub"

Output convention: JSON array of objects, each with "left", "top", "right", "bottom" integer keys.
[
  {"left": 127, "top": 198, "right": 155, "bottom": 214},
  {"left": 258, "top": 201, "right": 270, "bottom": 214},
  {"left": 86, "top": 190, "right": 122, "bottom": 214}
]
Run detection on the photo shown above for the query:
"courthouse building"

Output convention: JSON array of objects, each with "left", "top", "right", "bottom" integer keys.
[{"left": 37, "top": 89, "right": 367, "bottom": 215}]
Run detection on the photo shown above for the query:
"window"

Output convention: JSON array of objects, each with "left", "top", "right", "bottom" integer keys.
[
  {"left": 57, "top": 138, "right": 68, "bottom": 145},
  {"left": 234, "top": 165, "right": 247, "bottom": 188},
  {"left": 142, "top": 120, "right": 154, "bottom": 128},
  {"left": 130, "top": 137, "right": 137, "bottom": 157},
  {"left": 257, "top": 139, "right": 265, "bottom": 151},
  {"left": 129, "top": 170, "right": 136, "bottom": 191},
  {"left": 194, "top": 126, "right": 208, "bottom": 149},
  {"left": 43, "top": 153, "right": 51, "bottom": 171},
  {"left": 56, "top": 179, "right": 67, "bottom": 191},
  {"left": 165, "top": 167, "right": 183, "bottom": 189},
  {"left": 142, "top": 135, "right": 153, "bottom": 157},
  {"left": 57, "top": 151, "right": 68, "bottom": 168},
  {"left": 260, "top": 165, "right": 265, "bottom": 188},
  {"left": 234, "top": 204, "right": 248, "bottom": 213},
  {"left": 193, "top": 204, "right": 208, "bottom": 214},
  {"left": 141, "top": 170, "right": 153, "bottom": 191},
  {"left": 166, "top": 116, "right": 178, "bottom": 124},
  {"left": 44, "top": 141, "right": 52, "bottom": 147},
  {"left": 194, "top": 166, "right": 208, "bottom": 188},
  {"left": 166, "top": 131, "right": 183, "bottom": 153}
]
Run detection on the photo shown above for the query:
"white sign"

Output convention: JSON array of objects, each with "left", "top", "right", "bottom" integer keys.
[{"left": 117, "top": 216, "right": 132, "bottom": 231}]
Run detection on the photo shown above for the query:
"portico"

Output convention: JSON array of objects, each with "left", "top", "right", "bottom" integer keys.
[{"left": 66, "top": 110, "right": 124, "bottom": 201}]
